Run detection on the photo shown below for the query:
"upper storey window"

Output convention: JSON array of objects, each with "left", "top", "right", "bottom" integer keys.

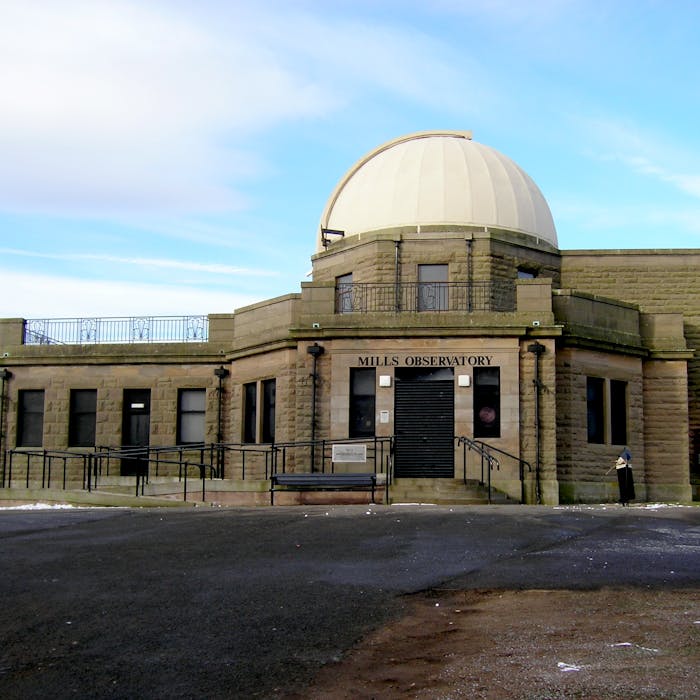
[
  {"left": 336, "top": 273, "right": 354, "bottom": 314},
  {"left": 418, "top": 264, "right": 448, "bottom": 311}
]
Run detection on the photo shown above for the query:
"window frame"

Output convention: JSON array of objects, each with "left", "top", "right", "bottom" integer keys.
[
  {"left": 177, "top": 388, "right": 206, "bottom": 445},
  {"left": 336, "top": 272, "right": 354, "bottom": 314},
  {"left": 69, "top": 389, "right": 97, "bottom": 447},
  {"left": 349, "top": 367, "right": 376, "bottom": 438},
  {"left": 261, "top": 379, "right": 276, "bottom": 444},
  {"left": 610, "top": 380, "right": 628, "bottom": 446},
  {"left": 473, "top": 367, "right": 501, "bottom": 438},
  {"left": 417, "top": 264, "right": 448, "bottom": 311},
  {"left": 243, "top": 382, "right": 257, "bottom": 444},
  {"left": 586, "top": 377, "right": 606, "bottom": 444},
  {"left": 586, "top": 377, "right": 628, "bottom": 445},
  {"left": 17, "top": 389, "right": 45, "bottom": 447}
]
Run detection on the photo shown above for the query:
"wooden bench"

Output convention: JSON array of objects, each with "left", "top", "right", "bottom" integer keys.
[{"left": 270, "top": 472, "right": 378, "bottom": 505}]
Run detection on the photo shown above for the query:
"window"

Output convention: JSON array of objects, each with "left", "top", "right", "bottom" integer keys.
[
  {"left": 587, "top": 377, "right": 605, "bottom": 443},
  {"left": 517, "top": 268, "right": 537, "bottom": 279},
  {"left": 610, "top": 380, "right": 628, "bottom": 445},
  {"left": 336, "top": 273, "right": 354, "bottom": 313},
  {"left": 17, "top": 390, "right": 45, "bottom": 447},
  {"left": 261, "top": 379, "right": 276, "bottom": 443},
  {"left": 69, "top": 389, "right": 97, "bottom": 447},
  {"left": 474, "top": 367, "right": 500, "bottom": 438},
  {"left": 243, "top": 382, "right": 257, "bottom": 443},
  {"left": 178, "top": 389, "right": 206, "bottom": 444},
  {"left": 418, "top": 264, "right": 448, "bottom": 311},
  {"left": 588, "top": 378, "right": 628, "bottom": 445},
  {"left": 349, "top": 368, "right": 376, "bottom": 438}
]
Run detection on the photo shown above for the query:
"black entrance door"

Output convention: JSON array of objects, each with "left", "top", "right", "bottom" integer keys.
[
  {"left": 394, "top": 368, "right": 454, "bottom": 478},
  {"left": 121, "top": 389, "right": 151, "bottom": 476}
]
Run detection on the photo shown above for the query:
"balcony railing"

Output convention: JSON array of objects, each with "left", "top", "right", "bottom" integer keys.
[
  {"left": 23, "top": 316, "right": 209, "bottom": 345},
  {"left": 336, "top": 282, "right": 515, "bottom": 313}
]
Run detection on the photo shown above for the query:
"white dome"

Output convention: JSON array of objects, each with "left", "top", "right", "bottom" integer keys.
[{"left": 318, "top": 131, "right": 557, "bottom": 251}]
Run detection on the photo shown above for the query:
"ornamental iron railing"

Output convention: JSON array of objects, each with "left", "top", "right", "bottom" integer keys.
[
  {"left": 336, "top": 281, "right": 515, "bottom": 313},
  {"left": 23, "top": 316, "right": 209, "bottom": 345}
]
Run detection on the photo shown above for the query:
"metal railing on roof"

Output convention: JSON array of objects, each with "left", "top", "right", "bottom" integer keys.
[
  {"left": 23, "top": 316, "right": 209, "bottom": 345},
  {"left": 335, "top": 281, "right": 515, "bottom": 313}
]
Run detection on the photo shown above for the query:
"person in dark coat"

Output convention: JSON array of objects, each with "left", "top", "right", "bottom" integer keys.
[{"left": 613, "top": 447, "right": 635, "bottom": 506}]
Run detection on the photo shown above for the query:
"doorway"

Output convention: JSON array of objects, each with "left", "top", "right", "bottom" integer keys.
[
  {"left": 394, "top": 367, "right": 454, "bottom": 478},
  {"left": 121, "top": 389, "right": 151, "bottom": 476}
]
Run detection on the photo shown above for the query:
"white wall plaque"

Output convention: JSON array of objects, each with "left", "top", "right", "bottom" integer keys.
[{"left": 332, "top": 443, "right": 367, "bottom": 463}]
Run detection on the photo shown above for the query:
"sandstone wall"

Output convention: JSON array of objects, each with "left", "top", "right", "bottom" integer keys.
[{"left": 561, "top": 250, "right": 700, "bottom": 479}]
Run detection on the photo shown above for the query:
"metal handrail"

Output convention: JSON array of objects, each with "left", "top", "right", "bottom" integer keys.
[
  {"left": 454, "top": 436, "right": 500, "bottom": 504},
  {"left": 23, "top": 315, "right": 209, "bottom": 345},
  {"left": 473, "top": 440, "right": 532, "bottom": 505},
  {"left": 336, "top": 281, "right": 515, "bottom": 313}
]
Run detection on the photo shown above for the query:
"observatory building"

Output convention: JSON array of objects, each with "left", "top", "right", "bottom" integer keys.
[{"left": 1, "top": 131, "right": 698, "bottom": 505}]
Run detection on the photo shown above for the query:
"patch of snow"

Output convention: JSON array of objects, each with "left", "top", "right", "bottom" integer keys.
[
  {"left": 0, "top": 503, "right": 79, "bottom": 510},
  {"left": 557, "top": 662, "right": 582, "bottom": 672},
  {"left": 609, "top": 642, "right": 660, "bottom": 653}
]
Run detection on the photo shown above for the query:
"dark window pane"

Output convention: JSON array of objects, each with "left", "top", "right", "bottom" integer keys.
[
  {"left": 69, "top": 389, "right": 97, "bottom": 447},
  {"left": 587, "top": 377, "right": 605, "bottom": 444},
  {"left": 350, "top": 368, "right": 375, "bottom": 438},
  {"left": 474, "top": 367, "right": 500, "bottom": 438},
  {"left": 243, "top": 382, "right": 257, "bottom": 443},
  {"left": 610, "top": 380, "right": 627, "bottom": 445},
  {"left": 18, "top": 390, "right": 45, "bottom": 447},
  {"left": 262, "top": 379, "right": 276, "bottom": 443}
]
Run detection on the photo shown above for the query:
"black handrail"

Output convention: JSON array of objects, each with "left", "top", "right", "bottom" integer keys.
[
  {"left": 454, "top": 436, "right": 532, "bottom": 504},
  {"left": 454, "top": 436, "right": 500, "bottom": 504},
  {"left": 473, "top": 440, "right": 532, "bottom": 505}
]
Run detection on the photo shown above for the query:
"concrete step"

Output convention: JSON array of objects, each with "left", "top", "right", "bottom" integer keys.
[{"left": 389, "top": 478, "right": 513, "bottom": 505}]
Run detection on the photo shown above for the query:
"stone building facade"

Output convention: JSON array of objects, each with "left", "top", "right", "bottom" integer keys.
[{"left": 0, "top": 132, "right": 697, "bottom": 504}]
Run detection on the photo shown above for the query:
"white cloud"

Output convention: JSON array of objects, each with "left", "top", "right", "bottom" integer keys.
[
  {"left": 0, "top": 269, "right": 261, "bottom": 318},
  {"left": 0, "top": 1, "right": 491, "bottom": 218},
  {"left": 575, "top": 116, "right": 700, "bottom": 201},
  {"left": 0, "top": 1, "right": 333, "bottom": 216}
]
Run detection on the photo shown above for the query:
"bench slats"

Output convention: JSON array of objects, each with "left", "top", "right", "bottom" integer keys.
[{"left": 270, "top": 472, "right": 377, "bottom": 504}]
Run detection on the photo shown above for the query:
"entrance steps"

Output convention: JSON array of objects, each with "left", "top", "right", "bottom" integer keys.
[{"left": 389, "top": 478, "right": 514, "bottom": 505}]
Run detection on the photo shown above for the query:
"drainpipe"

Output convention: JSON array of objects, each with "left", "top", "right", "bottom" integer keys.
[
  {"left": 307, "top": 343, "right": 325, "bottom": 472},
  {"left": 527, "top": 342, "right": 545, "bottom": 504},
  {"left": 394, "top": 239, "right": 401, "bottom": 312},
  {"left": 465, "top": 238, "right": 473, "bottom": 312},
  {"left": 214, "top": 365, "right": 229, "bottom": 478},
  {"left": 0, "top": 369, "right": 12, "bottom": 486}
]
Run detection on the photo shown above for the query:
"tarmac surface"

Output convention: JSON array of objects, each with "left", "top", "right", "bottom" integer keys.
[{"left": 0, "top": 502, "right": 699, "bottom": 699}]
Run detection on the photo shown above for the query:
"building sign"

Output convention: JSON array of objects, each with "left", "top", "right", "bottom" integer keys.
[
  {"left": 332, "top": 443, "right": 367, "bottom": 463},
  {"left": 358, "top": 355, "right": 494, "bottom": 367}
]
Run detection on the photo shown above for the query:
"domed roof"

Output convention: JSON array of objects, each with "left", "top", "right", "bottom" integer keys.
[{"left": 318, "top": 131, "right": 557, "bottom": 251}]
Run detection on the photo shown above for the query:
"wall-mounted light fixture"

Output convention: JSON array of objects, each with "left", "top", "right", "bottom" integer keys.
[
  {"left": 379, "top": 375, "right": 392, "bottom": 387},
  {"left": 458, "top": 375, "right": 471, "bottom": 387}
]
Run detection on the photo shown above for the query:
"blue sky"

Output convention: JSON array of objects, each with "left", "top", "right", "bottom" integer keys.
[{"left": 2, "top": 0, "right": 700, "bottom": 318}]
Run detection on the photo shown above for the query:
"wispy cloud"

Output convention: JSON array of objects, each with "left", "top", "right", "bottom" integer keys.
[
  {"left": 0, "top": 248, "right": 278, "bottom": 277},
  {"left": 575, "top": 116, "right": 700, "bottom": 200},
  {"left": 0, "top": 0, "right": 486, "bottom": 219}
]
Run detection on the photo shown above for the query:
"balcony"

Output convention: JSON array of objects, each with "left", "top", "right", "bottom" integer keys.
[{"left": 335, "top": 282, "right": 515, "bottom": 314}]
